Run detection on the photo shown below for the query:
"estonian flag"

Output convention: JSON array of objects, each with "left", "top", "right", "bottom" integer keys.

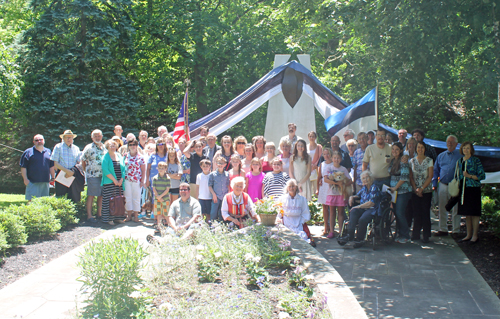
[{"left": 324, "top": 88, "right": 377, "bottom": 138}]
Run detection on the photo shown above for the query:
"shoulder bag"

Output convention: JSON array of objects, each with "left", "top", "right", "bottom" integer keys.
[
  {"left": 110, "top": 186, "right": 126, "bottom": 217},
  {"left": 448, "top": 160, "right": 460, "bottom": 198}
]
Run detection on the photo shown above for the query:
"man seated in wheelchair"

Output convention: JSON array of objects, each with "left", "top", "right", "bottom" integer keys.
[{"left": 344, "top": 170, "right": 382, "bottom": 248}]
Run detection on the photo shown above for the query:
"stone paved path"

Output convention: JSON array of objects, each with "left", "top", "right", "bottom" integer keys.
[
  {"left": 0, "top": 222, "right": 154, "bottom": 319},
  {"left": 310, "top": 223, "right": 500, "bottom": 319}
]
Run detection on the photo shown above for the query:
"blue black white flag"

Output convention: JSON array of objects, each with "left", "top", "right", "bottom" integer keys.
[{"left": 324, "top": 88, "right": 377, "bottom": 138}]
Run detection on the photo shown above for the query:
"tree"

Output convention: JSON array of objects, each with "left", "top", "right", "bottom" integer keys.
[{"left": 18, "top": 0, "right": 140, "bottom": 146}]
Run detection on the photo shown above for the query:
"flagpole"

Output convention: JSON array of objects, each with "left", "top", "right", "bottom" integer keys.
[
  {"left": 184, "top": 79, "right": 191, "bottom": 141},
  {"left": 375, "top": 83, "right": 379, "bottom": 130}
]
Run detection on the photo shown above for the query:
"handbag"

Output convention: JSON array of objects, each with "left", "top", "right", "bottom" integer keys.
[
  {"left": 110, "top": 187, "right": 126, "bottom": 217},
  {"left": 448, "top": 160, "right": 460, "bottom": 197}
]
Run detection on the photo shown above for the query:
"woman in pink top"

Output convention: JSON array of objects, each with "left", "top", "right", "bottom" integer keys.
[{"left": 245, "top": 158, "right": 265, "bottom": 201}]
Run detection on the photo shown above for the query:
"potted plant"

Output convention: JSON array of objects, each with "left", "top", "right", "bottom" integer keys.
[{"left": 254, "top": 196, "right": 283, "bottom": 226}]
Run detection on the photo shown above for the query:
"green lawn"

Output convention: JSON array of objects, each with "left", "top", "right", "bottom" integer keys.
[{"left": 0, "top": 193, "right": 27, "bottom": 209}]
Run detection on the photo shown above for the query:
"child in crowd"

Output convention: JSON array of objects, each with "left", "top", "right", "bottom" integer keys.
[
  {"left": 323, "top": 151, "right": 352, "bottom": 239},
  {"left": 208, "top": 157, "right": 230, "bottom": 222},
  {"left": 317, "top": 148, "right": 334, "bottom": 235},
  {"left": 229, "top": 154, "right": 245, "bottom": 191},
  {"left": 152, "top": 161, "right": 170, "bottom": 229},
  {"left": 196, "top": 159, "right": 213, "bottom": 221},
  {"left": 245, "top": 157, "right": 265, "bottom": 201}
]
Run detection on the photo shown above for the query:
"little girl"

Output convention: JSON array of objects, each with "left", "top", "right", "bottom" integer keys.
[
  {"left": 323, "top": 151, "right": 352, "bottom": 239},
  {"left": 317, "top": 148, "right": 334, "bottom": 236},
  {"left": 245, "top": 158, "right": 265, "bottom": 201},
  {"left": 229, "top": 154, "right": 245, "bottom": 191}
]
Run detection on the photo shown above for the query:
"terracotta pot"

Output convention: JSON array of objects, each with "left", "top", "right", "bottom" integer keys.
[{"left": 259, "top": 213, "right": 277, "bottom": 226}]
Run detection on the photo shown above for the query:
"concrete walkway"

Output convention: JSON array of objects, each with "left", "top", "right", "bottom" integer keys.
[
  {"left": 310, "top": 222, "right": 500, "bottom": 319},
  {"left": 2, "top": 218, "right": 500, "bottom": 319},
  {"left": 0, "top": 222, "right": 154, "bottom": 319}
]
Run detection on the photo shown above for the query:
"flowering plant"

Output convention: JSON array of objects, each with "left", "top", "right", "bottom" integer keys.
[{"left": 254, "top": 196, "right": 284, "bottom": 215}]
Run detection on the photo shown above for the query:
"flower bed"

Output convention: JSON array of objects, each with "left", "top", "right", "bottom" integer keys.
[{"left": 144, "top": 223, "right": 330, "bottom": 318}]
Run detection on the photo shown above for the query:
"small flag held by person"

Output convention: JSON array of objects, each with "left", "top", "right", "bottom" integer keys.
[{"left": 173, "top": 90, "right": 190, "bottom": 143}]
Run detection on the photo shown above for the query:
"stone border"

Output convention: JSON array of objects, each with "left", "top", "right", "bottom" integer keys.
[{"left": 276, "top": 226, "right": 368, "bottom": 319}]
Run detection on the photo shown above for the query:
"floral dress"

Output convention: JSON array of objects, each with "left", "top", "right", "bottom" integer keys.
[{"left": 180, "top": 154, "right": 191, "bottom": 183}]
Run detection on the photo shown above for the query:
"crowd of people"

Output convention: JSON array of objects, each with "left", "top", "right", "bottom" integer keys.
[{"left": 19, "top": 123, "right": 485, "bottom": 246}]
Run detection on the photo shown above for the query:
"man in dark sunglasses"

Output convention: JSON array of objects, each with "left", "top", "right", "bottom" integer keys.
[{"left": 20, "top": 134, "right": 55, "bottom": 201}]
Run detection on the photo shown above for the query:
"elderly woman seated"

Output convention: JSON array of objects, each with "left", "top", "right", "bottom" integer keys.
[
  {"left": 277, "top": 179, "right": 311, "bottom": 242},
  {"left": 345, "top": 170, "right": 381, "bottom": 248},
  {"left": 222, "top": 176, "right": 261, "bottom": 228}
]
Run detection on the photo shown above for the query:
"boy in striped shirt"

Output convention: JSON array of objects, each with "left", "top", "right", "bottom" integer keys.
[{"left": 153, "top": 161, "right": 171, "bottom": 228}]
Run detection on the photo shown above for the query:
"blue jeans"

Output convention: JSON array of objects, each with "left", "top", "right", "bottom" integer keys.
[
  {"left": 394, "top": 192, "right": 411, "bottom": 239},
  {"left": 348, "top": 207, "right": 376, "bottom": 241},
  {"left": 210, "top": 199, "right": 223, "bottom": 221}
]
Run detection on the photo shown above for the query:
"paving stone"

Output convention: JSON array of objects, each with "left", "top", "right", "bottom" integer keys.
[
  {"left": 469, "top": 289, "right": 500, "bottom": 315},
  {"left": 401, "top": 275, "right": 441, "bottom": 294}
]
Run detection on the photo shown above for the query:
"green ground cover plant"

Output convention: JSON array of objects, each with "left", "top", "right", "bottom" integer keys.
[
  {"left": 31, "top": 196, "right": 79, "bottom": 228},
  {"left": 77, "top": 237, "right": 149, "bottom": 319},
  {"left": 0, "top": 211, "right": 27, "bottom": 249},
  {"left": 146, "top": 223, "right": 330, "bottom": 318}
]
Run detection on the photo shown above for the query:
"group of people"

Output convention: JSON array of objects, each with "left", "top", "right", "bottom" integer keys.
[{"left": 19, "top": 123, "right": 485, "bottom": 245}]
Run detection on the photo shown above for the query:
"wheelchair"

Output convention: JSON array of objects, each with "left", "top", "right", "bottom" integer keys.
[{"left": 337, "top": 192, "right": 396, "bottom": 250}]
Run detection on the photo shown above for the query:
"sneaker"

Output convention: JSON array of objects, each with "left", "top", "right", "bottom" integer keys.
[
  {"left": 395, "top": 238, "right": 410, "bottom": 244},
  {"left": 353, "top": 241, "right": 364, "bottom": 248},
  {"left": 327, "top": 232, "right": 335, "bottom": 239},
  {"left": 146, "top": 234, "right": 159, "bottom": 244}
]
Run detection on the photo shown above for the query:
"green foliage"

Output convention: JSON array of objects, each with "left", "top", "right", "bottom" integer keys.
[
  {"left": 31, "top": 196, "right": 79, "bottom": 228},
  {"left": 308, "top": 196, "right": 324, "bottom": 225},
  {"left": 77, "top": 236, "right": 149, "bottom": 318},
  {"left": 0, "top": 210, "right": 28, "bottom": 249},
  {"left": 4, "top": 203, "right": 61, "bottom": 238},
  {"left": 18, "top": 0, "right": 140, "bottom": 147},
  {"left": 0, "top": 227, "right": 10, "bottom": 253},
  {"left": 481, "top": 191, "right": 500, "bottom": 238}
]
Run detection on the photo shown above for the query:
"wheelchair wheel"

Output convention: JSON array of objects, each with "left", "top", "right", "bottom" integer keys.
[{"left": 380, "top": 207, "right": 396, "bottom": 244}]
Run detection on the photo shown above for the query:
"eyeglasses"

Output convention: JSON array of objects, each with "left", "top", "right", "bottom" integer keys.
[
  {"left": 179, "top": 189, "right": 189, "bottom": 192},
  {"left": 237, "top": 142, "right": 246, "bottom": 145},
  {"left": 157, "top": 143, "right": 165, "bottom": 146}
]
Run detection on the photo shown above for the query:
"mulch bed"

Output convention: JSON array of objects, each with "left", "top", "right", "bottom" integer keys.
[
  {"left": 454, "top": 227, "right": 500, "bottom": 298},
  {"left": 0, "top": 222, "right": 103, "bottom": 289}
]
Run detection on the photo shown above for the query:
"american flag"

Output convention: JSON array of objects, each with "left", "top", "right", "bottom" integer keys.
[{"left": 173, "top": 90, "right": 190, "bottom": 143}]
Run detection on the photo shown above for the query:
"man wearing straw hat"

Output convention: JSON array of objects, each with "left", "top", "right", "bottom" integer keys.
[{"left": 51, "top": 130, "right": 81, "bottom": 198}]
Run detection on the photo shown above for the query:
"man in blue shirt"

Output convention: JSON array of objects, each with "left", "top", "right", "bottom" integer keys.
[
  {"left": 51, "top": 130, "right": 81, "bottom": 198},
  {"left": 19, "top": 134, "right": 55, "bottom": 200},
  {"left": 433, "top": 135, "right": 462, "bottom": 237}
]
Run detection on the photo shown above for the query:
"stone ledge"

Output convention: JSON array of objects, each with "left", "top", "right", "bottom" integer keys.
[{"left": 275, "top": 226, "right": 368, "bottom": 319}]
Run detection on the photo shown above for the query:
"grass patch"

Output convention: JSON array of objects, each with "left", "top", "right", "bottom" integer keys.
[{"left": 0, "top": 193, "right": 27, "bottom": 209}]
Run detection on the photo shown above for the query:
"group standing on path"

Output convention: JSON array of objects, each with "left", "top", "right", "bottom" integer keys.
[{"left": 20, "top": 123, "right": 485, "bottom": 246}]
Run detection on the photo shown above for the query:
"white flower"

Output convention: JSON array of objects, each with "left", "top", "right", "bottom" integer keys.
[
  {"left": 244, "top": 253, "right": 254, "bottom": 261},
  {"left": 196, "top": 254, "right": 203, "bottom": 260},
  {"left": 196, "top": 244, "right": 205, "bottom": 251},
  {"left": 214, "top": 252, "right": 222, "bottom": 258},
  {"left": 253, "top": 256, "right": 261, "bottom": 263}
]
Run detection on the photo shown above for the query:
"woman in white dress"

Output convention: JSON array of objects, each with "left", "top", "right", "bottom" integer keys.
[
  {"left": 277, "top": 179, "right": 311, "bottom": 242},
  {"left": 289, "top": 139, "right": 312, "bottom": 201}
]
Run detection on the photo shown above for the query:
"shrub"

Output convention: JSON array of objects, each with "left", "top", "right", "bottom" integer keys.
[
  {"left": 0, "top": 210, "right": 28, "bottom": 248},
  {"left": 77, "top": 236, "right": 149, "bottom": 318},
  {"left": 4, "top": 203, "right": 61, "bottom": 238},
  {"left": 307, "top": 196, "right": 324, "bottom": 225},
  {"left": 0, "top": 227, "right": 9, "bottom": 252},
  {"left": 482, "top": 195, "right": 500, "bottom": 237},
  {"left": 31, "top": 196, "right": 79, "bottom": 228}
]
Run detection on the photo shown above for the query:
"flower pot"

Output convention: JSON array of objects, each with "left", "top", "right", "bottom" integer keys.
[{"left": 259, "top": 213, "right": 277, "bottom": 226}]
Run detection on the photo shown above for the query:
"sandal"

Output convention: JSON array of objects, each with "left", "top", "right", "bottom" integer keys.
[
  {"left": 133, "top": 218, "right": 140, "bottom": 223},
  {"left": 108, "top": 221, "right": 115, "bottom": 226}
]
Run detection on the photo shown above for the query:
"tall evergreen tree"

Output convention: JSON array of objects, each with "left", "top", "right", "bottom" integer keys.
[{"left": 18, "top": 0, "right": 139, "bottom": 146}]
